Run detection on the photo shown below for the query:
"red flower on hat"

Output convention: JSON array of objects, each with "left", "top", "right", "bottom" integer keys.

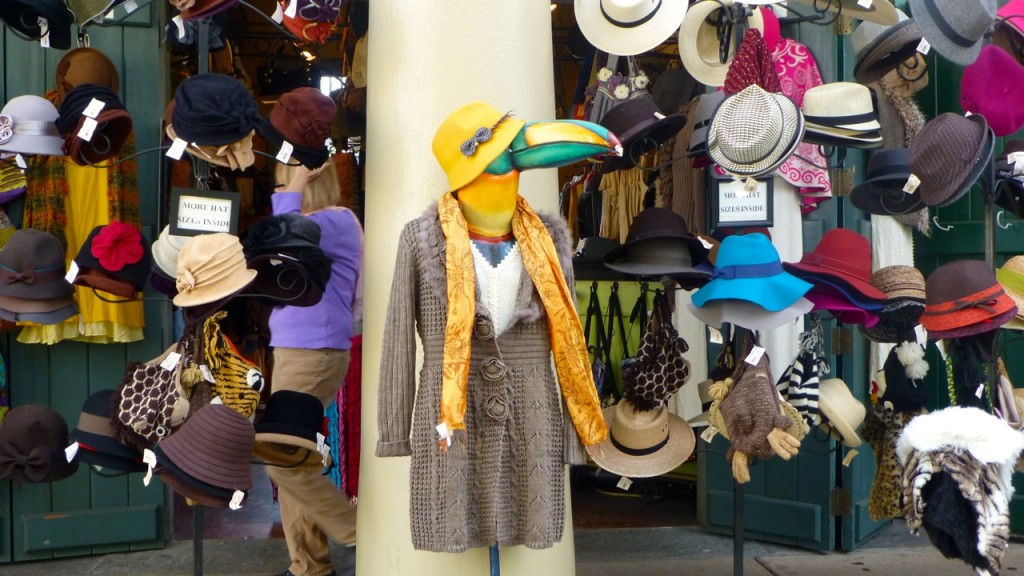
[{"left": 91, "top": 221, "right": 143, "bottom": 272}]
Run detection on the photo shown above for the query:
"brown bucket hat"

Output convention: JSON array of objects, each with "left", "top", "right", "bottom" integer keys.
[{"left": 0, "top": 229, "right": 75, "bottom": 300}]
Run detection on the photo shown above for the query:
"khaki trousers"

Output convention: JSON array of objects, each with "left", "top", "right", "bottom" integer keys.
[{"left": 268, "top": 347, "right": 356, "bottom": 576}]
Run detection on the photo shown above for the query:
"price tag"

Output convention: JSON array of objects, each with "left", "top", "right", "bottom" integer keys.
[
  {"left": 142, "top": 449, "right": 157, "bottom": 486},
  {"left": 902, "top": 174, "right": 920, "bottom": 194},
  {"left": 708, "top": 326, "right": 724, "bottom": 344},
  {"left": 210, "top": 396, "right": 224, "bottom": 405},
  {"left": 14, "top": 155, "right": 26, "bottom": 170},
  {"left": 744, "top": 345, "right": 766, "bottom": 366},
  {"left": 435, "top": 422, "right": 451, "bottom": 444},
  {"left": 285, "top": 0, "right": 298, "bottom": 18},
  {"left": 160, "top": 352, "right": 182, "bottom": 371},
  {"left": 105, "top": 8, "right": 116, "bottom": 19},
  {"left": 171, "top": 15, "right": 186, "bottom": 40},
  {"left": 166, "top": 137, "right": 187, "bottom": 160},
  {"left": 616, "top": 476, "right": 633, "bottom": 491},
  {"left": 857, "top": 0, "right": 872, "bottom": 7},
  {"left": 976, "top": 382, "right": 986, "bottom": 399},
  {"left": 39, "top": 18, "right": 50, "bottom": 48},
  {"left": 701, "top": 426, "right": 718, "bottom": 443},
  {"left": 271, "top": 2, "right": 284, "bottom": 22},
  {"left": 842, "top": 449, "right": 859, "bottom": 467},
  {"left": 316, "top": 432, "right": 329, "bottom": 465},
  {"left": 200, "top": 364, "right": 215, "bottom": 383},
  {"left": 698, "top": 236, "right": 713, "bottom": 250},
  {"left": 914, "top": 325, "right": 927, "bottom": 346},
  {"left": 77, "top": 117, "right": 98, "bottom": 142},
  {"left": 82, "top": 98, "right": 106, "bottom": 119},
  {"left": 935, "top": 339, "right": 947, "bottom": 361},
  {"left": 123, "top": 0, "right": 139, "bottom": 13},
  {"left": 65, "top": 260, "right": 80, "bottom": 284},
  {"left": 916, "top": 38, "right": 931, "bottom": 55},
  {"left": 65, "top": 442, "right": 79, "bottom": 463},
  {"left": 653, "top": 111, "right": 666, "bottom": 120},
  {"left": 276, "top": 141, "right": 294, "bottom": 164},
  {"left": 229, "top": 490, "right": 245, "bottom": 510},
  {"left": 1009, "top": 152, "right": 1024, "bottom": 176},
  {"left": 742, "top": 177, "right": 758, "bottom": 195}
]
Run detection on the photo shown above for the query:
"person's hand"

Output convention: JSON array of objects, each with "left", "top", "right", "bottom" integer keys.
[{"left": 282, "top": 162, "right": 332, "bottom": 193}]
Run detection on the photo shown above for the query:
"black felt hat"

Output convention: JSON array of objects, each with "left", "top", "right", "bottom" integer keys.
[
  {"left": 56, "top": 84, "right": 133, "bottom": 166},
  {"left": 74, "top": 223, "right": 151, "bottom": 298},
  {"left": 243, "top": 214, "right": 330, "bottom": 306},
  {"left": 252, "top": 390, "right": 330, "bottom": 470},
  {"left": 598, "top": 93, "right": 686, "bottom": 172},
  {"left": 0, "top": 0, "right": 73, "bottom": 50},
  {"left": 604, "top": 208, "right": 710, "bottom": 283},
  {"left": 70, "top": 389, "right": 146, "bottom": 473},
  {"left": 851, "top": 148, "right": 924, "bottom": 216},
  {"left": 880, "top": 342, "right": 931, "bottom": 412},
  {"left": 171, "top": 73, "right": 259, "bottom": 147}
]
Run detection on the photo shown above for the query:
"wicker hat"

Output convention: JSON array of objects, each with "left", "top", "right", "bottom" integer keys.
[
  {"left": 800, "top": 82, "right": 882, "bottom": 139},
  {"left": 850, "top": 148, "right": 923, "bottom": 216},
  {"left": 55, "top": 47, "right": 120, "bottom": 100},
  {"left": 817, "top": 378, "right": 866, "bottom": 448},
  {"left": 0, "top": 96, "right": 63, "bottom": 157},
  {"left": 0, "top": 405, "right": 79, "bottom": 483},
  {"left": 69, "top": 389, "right": 145, "bottom": 473},
  {"left": 173, "top": 233, "right": 257, "bottom": 308},
  {"left": 678, "top": 0, "right": 765, "bottom": 87},
  {"left": 785, "top": 228, "right": 886, "bottom": 302},
  {"left": 996, "top": 256, "right": 1024, "bottom": 321},
  {"left": 961, "top": 45, "right": 1024, "bottom": 137},
  {"left": 922, "top": 260, "right": 1017, "bottom": 339},
  {"left": 252, "top": 390, "right": 332, "bottom": 470},
  {"left": 707, "top": 84, "right": 804, "bottom": 178},
  {"left": 574, "top": 0, "right": 688, "bottom": 57},
  {"left": 432, "top": 101, "right": 525, "bottom": 193},
  {"left": 0, "top": 229, "right": 74, "bottom": 300},
  {"left": 0, "top": 0, "right": 74, "bottom": 50},
  {"left": 860, "top": 265, "right": 926, "bottom": 343},
  {"left": 910, "top": 113, "right": 994, "bottom": 208},
  {"left": 907, "top": 0, "right": 995, "bottom": 66},
  {"left": 788, "top": 0, "right": 897, "bottom": 25},
  {"left": 851, "top": 10, "right": 922, "bottom": 85},
  {"left": 590, "top": 399, "right": 694, "bottom": 478}
]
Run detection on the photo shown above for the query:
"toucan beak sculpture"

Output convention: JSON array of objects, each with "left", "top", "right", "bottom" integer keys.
[{"left": 508, "top": 119, "right": 621, "bottom": 171}]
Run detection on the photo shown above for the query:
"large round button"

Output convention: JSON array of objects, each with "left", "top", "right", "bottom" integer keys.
[{"left": 479, "top": 357, "right": 507, "bottom": 382}]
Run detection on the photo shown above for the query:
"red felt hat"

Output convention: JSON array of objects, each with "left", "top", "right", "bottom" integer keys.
[
  {"left": 961, "top": 45, "right": 1024, "bottom": 137},
  {"left": 785, "top": 228, "right": 886, "bottom": 302}
]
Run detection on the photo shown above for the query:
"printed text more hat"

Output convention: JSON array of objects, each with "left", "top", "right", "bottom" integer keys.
[
  {"left": 74, "top": 223, "right": 151, "bottom": 298},
  {"left": 907, "top": 0, "right": 995, "bottom": 66},
  {"left": 678, "top": 0, "right": 765, "bottom": 87},
  {"left": 0, "top": 228, "right": 74, "bottom": 300},
  {"left": 252, "top": 390, "right": 331, "bottom": 470},
  {"left": 707, "top": 84, "right": 804, "bottom": 178},
  {"left": 170, "top": 73, "right": 259, "bottom": 147},
  {"left": 0, "top": 96, "right": 63, "bottom": 157},
  {"left": 260, "top": 87, "right": 338, "bottom": 169},
  {"left": 173, "top": 233, "right": 258, "bottom": 308},
  {"left": 961, "top": 45, "right": 1024, "bottom": 137},
  {"left": 0, "top": 0, "right": 74, "bottom": 50},
  {"left": 692, "top": 232, "right": 812, "bottom": 312},
  {"left": 603, "top": 208, "right": 709, "bottom": 280},
  {"left": 69, "top": 389, "right": 145, "bottom": 473},
  {"left": 432, "top": 101, "right": 526, "bottom": 193},
  {"left": 851, "top": 148, "right": 923, "bottom": 216},
  {"left": 922, "top": 260, "right": 1017, "bottom": 339},
  {"left": 0, "top": 405, "right": 79, "bottom": 483},
  {"left": 817, "top": 378, "right": 866, "bottom": 448},
  {"left": 910, "top": 113, "right": 993, "bottom": 207},
  {"left": 591, "top": 399, "right": 694, "bottom": 478},
  {"left": 575, "top": 0, "right": 689, "bottom": 57},
  {"left": 55, "top": 48, "right": 120, "bottom": 100},
  {"left": 785, "top": 228, "right": 886, "bottom": 302},
  {"left": 851, "top": 10, "right": 923, "bottom": 85}
]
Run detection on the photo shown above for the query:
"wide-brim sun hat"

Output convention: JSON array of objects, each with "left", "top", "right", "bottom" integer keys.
[
  {"left": 173, "top": 233, "right": 258, "bottom": 308},
  {"left": 678, "top": 0, "right": 765, "bottom": 88},
  {"left": 707, "top": 84, "right": 804, "bottom": 178},
  {"left": 692, "top": 232, "right": 812, "bottom": 312},
  {"left": 0, "top": 95, "right": 63, "bottom": 157},
  {"left": 686, "top": 297, "right": 813, "bottom": 333},
  {"left": 907, "top": 0, "right": 996, "bottom": 66},
  {"left": 852, "top": 12, "right": 923, "bottom": 85},
  {"left": 603, "top": 207, "right": 708, "bottom": 279},
  {"left": 788, "top": 0, "right": 897, "bottom": 25},
  {"left": 817, "top": 378, "right": 866, "bottom": 448},
  {"left": 911, "top": 113, "right": 993, "bottom": 208},
  {"left": 432, "top": 101, "right": 526, "bottom": 193},
  {"left": 851, "top": 148, "right": 924, "bottom": 215},
  {"left": 574, "top": 0, "right": 689, "bottom": 57},
  {"left": 590, "top": 399, "right": 695, "bottom": 478},
  {"left": 785, "top": 228, "right": 886, "bottom": 302}
]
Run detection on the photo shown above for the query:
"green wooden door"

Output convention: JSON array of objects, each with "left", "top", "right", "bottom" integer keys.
[{"left": 0, "top": 5, "right": 172, "bottom": 561}]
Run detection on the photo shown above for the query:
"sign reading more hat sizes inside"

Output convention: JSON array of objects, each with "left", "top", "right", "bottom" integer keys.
[
  {"left": 708, "top": 174, "right": 774, "bottom": 228},
  {"left": 169, "top": 188, "right": 240, "bottom": 237}
]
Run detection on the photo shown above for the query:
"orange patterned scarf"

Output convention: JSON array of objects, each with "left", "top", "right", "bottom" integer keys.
[{"left": 437, "top": 192, "right": 607, "bottom": 447}]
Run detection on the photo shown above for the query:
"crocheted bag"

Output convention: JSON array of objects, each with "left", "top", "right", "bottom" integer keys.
[
  {"left": 111, "top": 342, "right": 190, "bottom": 452},
  {"left": 621, "top": 291, "right": 690, "bottom": 411}
]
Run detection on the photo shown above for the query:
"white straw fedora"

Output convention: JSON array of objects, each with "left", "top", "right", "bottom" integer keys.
[
  {"left": 817, "top": 378, "right": 866, "bottom": 448},
  {"left": 678, "top": 0, "right": 764, "bottom": 87},
  {"left": 801, "top": 82, "right": 881, "bottom": 132},
  {"left": 787, "top": 0, "right": 898, "bottom": 26},
  {"left": 574, "top": 0, "right": 689, "bottom": 57},
  {"left": 591, "top": 399, "right": 695, "bottom": 478},
  {"left": 707, "top": 84, "right": 804, "bottom": 177}
]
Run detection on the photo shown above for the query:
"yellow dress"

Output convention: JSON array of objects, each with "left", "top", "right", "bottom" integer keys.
[{"left": 17, "top": 159, "right": 145, "bottom": 344}]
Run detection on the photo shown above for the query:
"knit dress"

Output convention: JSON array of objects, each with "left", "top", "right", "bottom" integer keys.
[{"left": 376, "top": 207, "right": 587, "bottom": 553}]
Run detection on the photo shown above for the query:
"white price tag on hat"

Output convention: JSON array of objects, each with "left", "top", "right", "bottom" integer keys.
[
  {"left": 914, "top": 325, "right": 927, "bottom": 347},
  {"left": 916, "top": 38, "right": 931, "bottom": 56},
  {"left": 700, "top": 426, "right": 718, "bottom": 443},
  {"left": 65, "top": 260, "right": 80, "bottom": 285},
  {"left": 200, "top": 364, "right": 215, "bottom": 383},
  {"left": 65, "top": 442, "right": 79, "bottom": 463},
  {"left": 284, "top": 0, "right": 298, "bottom": 18},
  {"left": 742, "top": 177, "right": 758, "bottom": 196},
  {"left": 38, "top": 18, "right": 50, "bottom": 48},
  {"left": 82, "top": 98, "right": 106, "bottom": 119},
  {"left": 15, "top": 155, "right": 27, "bottom": 170},
  {"left": 708, "top": 326, "right": 724, "bottom": 344},
  {"left": 123, "top": 0, "right": 139, "bottom": 13},
  {"left": 976, "top": 382, "right": 986, "bottom": 399},
  {"left": 142, "top": 449, "right": 157, "bottom": 486},
  {"left": 616, "top": 476, "right": 633, "bottom": 491},
  {"left": 77, "top": 117, "right": 99, "bottom": 142},
  {"left": 857, "top": 0, "right": 872, "bottom": 7},
  {"left": 1009, "top": 152, "right": 1024, "bottom": 176},
  {"left": 276, "top": 141, "right": 294, "bottom": 164},
  {"left": 271, "top": 2, "right": 284, "bottom": 23},
  {"left": 903, "top": 174, "right": 921, "bottom": 194},
  {"left": 698, "top": 236, "right": 713, "bottom": 250},
  {"left": 166, "top": 138, "right": 188, "bottom": 160},
  {"left": 744, "top": 345, "right": 766, "bottom": 366},
  {"left": 160, "top": 352, "right": 182, "bottom": 371},
  {"left": 172, "top": 15, "right": 186, "bottom": 40},
  {"left": 935, "top": 339, "right": 947, "bottom": 361},
  {"left": 316, "top": 432, "right": 329, "bottom": 466},
  {"left": 229, "top": 490, "right": 245, "bottom": 510}
]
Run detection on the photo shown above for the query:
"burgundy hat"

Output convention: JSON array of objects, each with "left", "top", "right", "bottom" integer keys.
[
  {"left": 961, "top": 45, "right": 1024, "bottom": 137},
  {"left": 260, "top": 87, "right": 337, "bottom": 169},
  {"left": 805, "top": 285, "right": 881, "bottom": 327},
  {"left": 921, "top": 260, "right": 1017, "bottom": 340},
  {"left": 0, "top": 229, "right": 75, "bottom": 300},
  {"left": 157, "top": 403, "right": 254, "bottom": 490},
  {"left": 910, "top": 113, "right": 994, "bottom": 207},
  {"left": 784, "top": 228, "right": 886, "bottom": 302},
  {"left": 0, "top": 405, "right": 79, "bottom": 483}
]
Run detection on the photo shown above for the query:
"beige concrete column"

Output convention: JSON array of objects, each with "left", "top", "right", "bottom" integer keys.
[{"left": 358, "top": 1, "right": 576, "bottom": 575}]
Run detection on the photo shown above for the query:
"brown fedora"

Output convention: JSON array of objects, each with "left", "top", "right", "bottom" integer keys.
[
  {"left": 910, "top": 113, "right": 994, "bottom": 207},
  {"left": 0, "top": 405, "right": 80, "bottom": 483}
]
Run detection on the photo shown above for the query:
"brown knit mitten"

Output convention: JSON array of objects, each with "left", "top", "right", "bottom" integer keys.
[{"left": 719, "top": 354, "right": 793, "bottom": 460}]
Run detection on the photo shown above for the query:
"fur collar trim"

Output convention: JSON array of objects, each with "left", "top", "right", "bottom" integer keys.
[{"left": 897, "top": 406, "right": 1024, "bottom": 466}]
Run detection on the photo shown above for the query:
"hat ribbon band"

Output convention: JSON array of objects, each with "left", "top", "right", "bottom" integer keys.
[
  {"left": 609, "top": 430, "right": 670, "bottom": 456},
  {"left": 0, "top": 444, "right": 52, "bottom": 483},
  {"left": 920, "top": 0, "right": 976, "bottom": 48},
  {"left": 0, "top": 264, "right": 64, "bottom": 285},
  {"left": 804, "top": 112, "right": 877, "bottom": 126},
  {"left": 12, "top": 120, "right": 60, "bottom": 138},
  {"left": 922, "top": 285, "right": 1006, "bottom": 316},
  {"left": 600, "top": 0, "right": 662, "bottom": 28},
  {"left": 712, "top": 261, "right": 784, "bottom": 281}
]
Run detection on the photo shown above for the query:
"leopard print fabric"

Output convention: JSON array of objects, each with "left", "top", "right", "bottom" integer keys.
[
  {"left": 863, "top": 403, "right": 926, "bottom": 521},
  {"left": 203, "top": 312, "right": 264, "bottom": 418}
]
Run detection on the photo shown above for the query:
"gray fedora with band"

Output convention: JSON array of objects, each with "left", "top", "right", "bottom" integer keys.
[{"left": 907, "top": 0, "right": 996, "bottom": 66}]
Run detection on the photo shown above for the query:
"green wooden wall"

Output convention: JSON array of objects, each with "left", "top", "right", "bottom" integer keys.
[{"left": 0, "top": 5, "right": 172, "bottom": 562}]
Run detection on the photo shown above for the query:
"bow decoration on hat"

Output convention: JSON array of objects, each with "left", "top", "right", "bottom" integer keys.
[
  {"left": 949, "top": 296, "right": 1000, "bottom": 315},
  {"left": 176, "top": 269, "right": 197, "bottom": 295},
  {"left": 460, "top": 113, "right": 512, "bottom": 157},
  {"left": 0, "top": 444, "right": 53, "bottom": 483},
  {"left": 298, "top": 0, "right": 344, "bottom": 23},
  {"left": 0, "top": 267, "right": 35, "bottom": 285},
  {"left": 0, "top": 115, "right": 12, "bottom": 145}
]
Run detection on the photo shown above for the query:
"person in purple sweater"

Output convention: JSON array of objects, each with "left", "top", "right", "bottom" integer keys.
[{"left": 269, "top": 159, "right": 362, "bottom": 576}]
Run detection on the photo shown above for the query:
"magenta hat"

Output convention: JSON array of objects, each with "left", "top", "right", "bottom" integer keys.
[
  {"left": 805, "top": 285, "right": 881, "bottom": 328},
  {"left": 961, "top": 45, "right": 1024, "bottom": 137}
]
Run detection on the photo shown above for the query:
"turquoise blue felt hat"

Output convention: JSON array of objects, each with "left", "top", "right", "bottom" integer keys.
[{"left": 691, "top": 233, "right": 812, "bottom": 312}]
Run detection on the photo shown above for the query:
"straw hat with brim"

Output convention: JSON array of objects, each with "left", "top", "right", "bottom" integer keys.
[
  {"left": 253, "top": 390, "right": 332, "bottom": 470},
  {"left": 574, "top": 0, "right": 688, "bottom": 57},
  {"left": 851, "top": 148, "right": 924, "bottom": 215},
  {"left": 687, "top": 297, "right": 813, "bottom": 333},
  {"left": 154, "top": 445, "right": 246, "bottom": 509},
  {"left": 801, "top": 82, "right": 881, "bottom": 132},
  {"left": 788, "top": 0, "right": 897, "bottom": 25},
  {"left": 0, "top": 0, "right": 74, "bottom": 50},
  {"left": 688, "top": 91, "right": 726, "bottom": 156},
  {"left": 817, "top": 378, "right": 866, "bottom": 448},
  {"left": 159, "top": 403, "right": 254, "bottom": 490},
  {"left": 961, "top": 45, "right": 1024, "bottom": 137},
  {"left": 0, "top": 229, "right": 75, "bottom": 300},
  {"left": 911, "top": 113, "right": 993, "bottom": 208},
  {"left": 678, "top": 0, "right": 765, "bottom": 87},
  {"left": 708, "top": 393, "right": 806, "bottom": 443},
  {"left": 599, "top": 94, "right": 686, "bottom": 172},
  {"left": 907, "top": 0, "right": 996, "bottom": 66},
  {"left": 997, "top": 257, "right": 1024, "bottom": 319},
  {"left": 871, "top": 264, "right": 926, "bottom": 301},
  {"left": 922, "top": 260, "right": 1018, "bottom": 339},
  {"left": 173, "top": 233, "right": 258, "bottom": 308},
  {"left": 707, "top": 85, "right": 804, "bottom": 178},
  {"left": 432, "top": 101, "right": 526, "bottom": 193},
  {"left": 0, "top": 96, "right": 63, "bottom": 157},
  {"left": 56, "top": 47, "right": 120, "bottom": 100},
  {"left": 603, "top": 208, "right": 708, "bottom": 280},
  {"left": 853, "top": 14, "right": 923, "bottom": 85},
  {"left": 785, "top": 228, "right": 887, "bottom": 302},
  {"left": 66, "top": 0, "right": 121, "bottom": 26},
  {"left": 591, "top": 400, "right": 694, "bottom": 478},
  {"left": 692, "top": 233, "right": 813, "bottom": 312},
  {"left": 70, "top": 389, "right": 146, "bottom": 473},
  {"left": 151, "top": 225, "right": 190, "bottom": 278}
]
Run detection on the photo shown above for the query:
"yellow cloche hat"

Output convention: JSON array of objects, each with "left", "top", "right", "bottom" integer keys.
[{"left": 432, "top": 101, "right": 526, "bottom": 192}]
